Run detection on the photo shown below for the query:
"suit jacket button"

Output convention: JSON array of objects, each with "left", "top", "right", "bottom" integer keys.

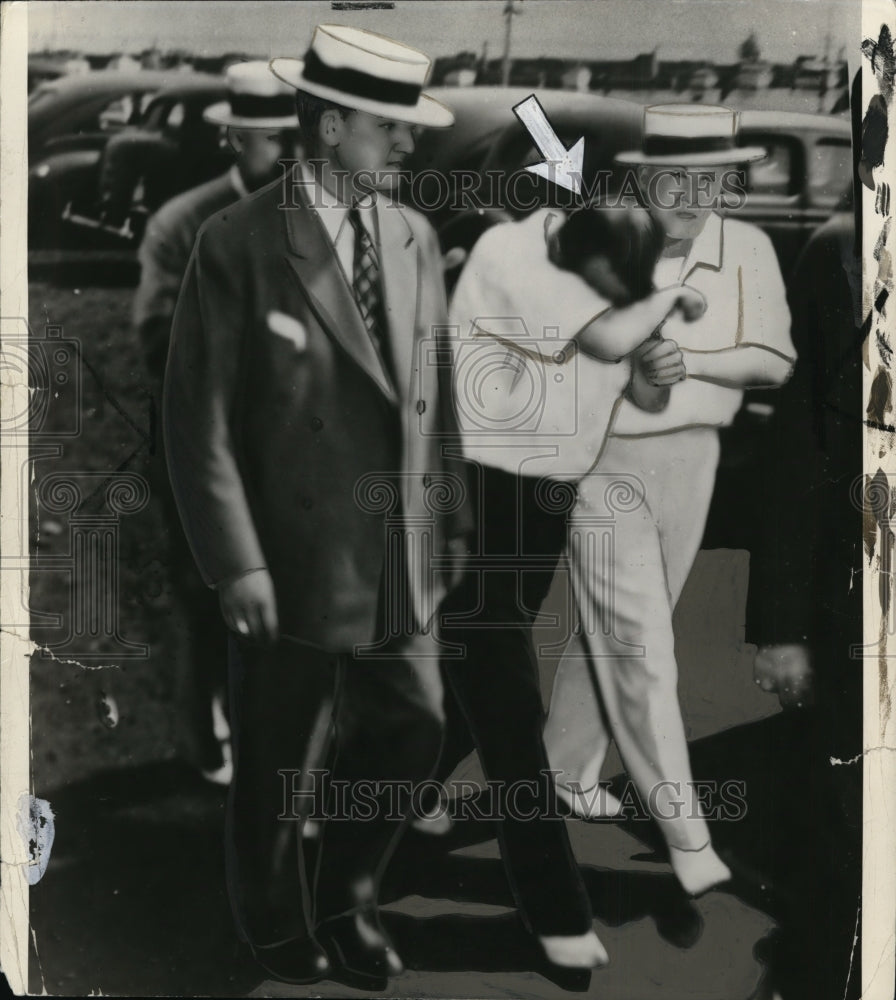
[
  {"left": 416, "top": 399, "right": 426, "bottom": 415},
  {"left": 311, "top": 417, "right": 323, "bottom": 430}
]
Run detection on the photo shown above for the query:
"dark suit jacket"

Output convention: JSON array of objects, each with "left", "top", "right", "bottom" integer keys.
[
  {"left": 745, "top": 212, "right": 862, "bottom": 651},
  {"left": 163, "top": 166, "right": 464, "bottom": 650},
  {"left": 134, "top": 170, "right": 239, "bottom": 382}
]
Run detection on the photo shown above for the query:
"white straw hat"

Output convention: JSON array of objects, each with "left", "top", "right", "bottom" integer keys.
[
  {"left": 204, "top": 61, "right": 300, "bottom": 129},
  {"left": 270, "top": 24, "right": 454, "bottom": 129},
  {"left": 616, "top": 104, "right": 766, "bottom": 166}
]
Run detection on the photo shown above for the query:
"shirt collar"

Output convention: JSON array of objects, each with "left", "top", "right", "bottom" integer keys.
[
  {"left": 229, "top": 164, "right": 249, "bottom": 199},
  {"left": 298, "top": 162, "right": 376, "bottom": 247},
  {"left": 680, "top": 211, "right": 724, "bottom": 280}
]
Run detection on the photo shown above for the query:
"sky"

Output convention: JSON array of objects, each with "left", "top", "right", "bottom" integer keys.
[{"left": 26, "top": 0, "right": 860, "bottom": 64}]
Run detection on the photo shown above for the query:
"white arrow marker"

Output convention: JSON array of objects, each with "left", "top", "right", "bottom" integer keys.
[{"left": 512, "top": 94, "right": 585, "bottom": 197}]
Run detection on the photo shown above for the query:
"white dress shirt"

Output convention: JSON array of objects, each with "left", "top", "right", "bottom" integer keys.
[
  {"left": 298, "top": 162, "right": 377, "bottom": 282},
  {"left": 611, "top": 212, "right": 794, "bottom": 436}
]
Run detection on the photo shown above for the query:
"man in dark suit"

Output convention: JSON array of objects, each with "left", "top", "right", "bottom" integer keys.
[
  {"left": 744, "top": 206, "right": 863, "bottom": 1000},
  {"left": 164, "top": 25, "right": 458, "bottom": 989},
  {"left": 135, "top": 61, "right": 300, "bottom": 784},
  {"left": 744, "top": 73, "right": 865, "bottom": 1000}
]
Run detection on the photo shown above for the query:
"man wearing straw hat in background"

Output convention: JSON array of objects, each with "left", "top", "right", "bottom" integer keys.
[
  {"left": 544, "top": 104, "right": 796, "bottom": 896},
  {"left": 135, "top": 61, "right": 301, "bottom": 786},
  {"left": 164, "top": 26, "right": 461, "bottom": 989}
]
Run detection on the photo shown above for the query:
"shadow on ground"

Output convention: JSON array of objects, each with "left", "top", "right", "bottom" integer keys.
[{"left": 28, "top": 715, "right": 809, "bottom": 997}]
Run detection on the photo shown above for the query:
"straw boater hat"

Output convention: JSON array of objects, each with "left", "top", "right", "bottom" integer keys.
[
  {"left": 616, "top": 104, "right": 766, "bottom": 166},
  {"left": 204, "top": 61, "right": 300, "bottom": 129},
  {"left": 270, "top": 24, "right": 454, "bottom": 129}
]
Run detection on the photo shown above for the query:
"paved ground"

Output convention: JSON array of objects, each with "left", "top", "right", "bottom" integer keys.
[
  {"left": 26, "top": 710, "right": 814, "bottom": 999},
  {"left": 24, "top": 279, "right": 796, "bottom": 997}
]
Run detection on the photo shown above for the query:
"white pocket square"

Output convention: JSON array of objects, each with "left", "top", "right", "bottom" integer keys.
[{"left": 267, "top": 310, "right": 307, "bottom": 351}]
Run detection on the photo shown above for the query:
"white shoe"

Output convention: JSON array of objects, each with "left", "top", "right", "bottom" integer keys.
[
  {"left": 211, "top": 692, "right": 231, "bottom": 741},
  {"left": 200, "top": 737, "right": 233, "bottom": 786},
  {"left": 669, "top": 843, "right": 731, "bottom": 896},
  {"left": 538, "top": 930, "right": 609, "bottom": 968},
  {"left": 555, "top": 782, "right": 622, "bottom": 820},
  {"left": 200, "top": 694, "right": 233, "bottom": 786}
]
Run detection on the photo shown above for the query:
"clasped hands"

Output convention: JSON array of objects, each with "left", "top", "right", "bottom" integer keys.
[{"left": 634, "top": 285, "right": 706, "bottom": 386}]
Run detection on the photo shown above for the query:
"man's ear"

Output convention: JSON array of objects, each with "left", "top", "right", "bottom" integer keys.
[
  {"left": 227, "top": 127, "right": 246, "bottom": 155},
  {"left": 318, "top": 108, "right": 345, "bottom": 149}
]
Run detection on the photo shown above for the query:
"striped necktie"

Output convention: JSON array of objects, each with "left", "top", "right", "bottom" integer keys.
[{"left": 348, "top": 204, "right": 394, "bottom": 383}]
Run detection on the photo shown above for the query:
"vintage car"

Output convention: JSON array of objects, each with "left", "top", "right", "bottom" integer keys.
[
  {"left": 29, "top": 80, "right": 851, "bottom": 274},
  {"left": 28, "top": 71, "right": 225, "bottom": 249},
  {"left": 28, "top": 70, "right": 188, "bottom": 158},
  {"left": 405, "top": 87, "right": 853, "bottom": 494},
  {"left": 406, "top": 87, "right": 852, "bottom": 285}
]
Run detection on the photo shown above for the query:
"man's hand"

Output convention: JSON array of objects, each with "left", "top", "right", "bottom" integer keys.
[
  {"left": 636, "top": 337, "right": 687, "bottom": 386},
  {"left": 753, "top": 644, "right": 814, "bottom": 709},
  {"left": 218, "top": 569, "right": 279, "bottom": 646},
  {"left": 675, "top": 286, "right": 708, "bottom": 322}
]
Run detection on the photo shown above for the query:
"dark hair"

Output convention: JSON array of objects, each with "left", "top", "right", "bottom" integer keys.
[
  {"left": 556, "top": 204, "right": 664, "bottom": 302},
  {"left": 294, "top": 89, "right": 351, "bottom": 153}
]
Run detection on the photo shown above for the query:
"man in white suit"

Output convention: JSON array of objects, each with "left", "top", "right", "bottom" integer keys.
[{"left": 545, "top": 104, "right": 795, "bottom": 897}]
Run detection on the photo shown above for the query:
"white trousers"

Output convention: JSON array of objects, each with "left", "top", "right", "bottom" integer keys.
[{"left": 544, "top": 428, "right": 720, "bottom": 851}]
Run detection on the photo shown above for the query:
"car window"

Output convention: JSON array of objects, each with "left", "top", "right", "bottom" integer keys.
[
  {"left": 742, "top": 138, "right": 795, "bottom": 197},
  {"left": 98, "top": 91, "right": 154, "bottom": 131},
  {"left": 808, "top": 137, "right": 851, "bottom": 206},
  {"left": 139, "top": 98, "right": 170, "bottom": 130},
  {"left": 165, "top": 102, "right": 186, "bottom": 129},
  {"left": 99, "top": 94, "right": 136, "bottom": 130}
]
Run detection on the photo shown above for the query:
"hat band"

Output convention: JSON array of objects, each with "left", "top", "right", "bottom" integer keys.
[
  {"left": 229, "top": 93, "right": 297, "bottom": 119},
  {"left": 302, "top": 49, "right": 421, "bottom": 107},
  {"left": 642, "top": 135, "right": 737, "bottom": 157}
]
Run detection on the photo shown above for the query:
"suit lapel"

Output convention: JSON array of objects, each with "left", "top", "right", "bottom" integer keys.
[
  {"left": 282, "top": 177, "right": 399, "bottom": 405},
  {"left": 376, "top": 200, "right": 418, "bottom": 403}
]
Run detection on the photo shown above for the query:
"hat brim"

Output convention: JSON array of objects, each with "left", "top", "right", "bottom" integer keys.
[
  {"left": 615, "top": 146, "right": 768, "bottom": 166},
  {"left": 203, "top": 102, "right": 299, "bottom": 129},
  {"left": 269, "top": 57, "right": 454, "bottom": 129}
]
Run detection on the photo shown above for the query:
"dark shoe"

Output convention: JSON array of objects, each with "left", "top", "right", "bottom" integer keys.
[
  {"left": 250, "top": 937, "right": 331, "bottom": 985},
  {"left": 653, "top": 889, "right": 704, "bottom": 949},
  {"left": 317, "top": 907, "right": 403, "bottom": 991}
]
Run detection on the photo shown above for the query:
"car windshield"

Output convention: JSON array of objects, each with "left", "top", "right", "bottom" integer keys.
[{"left": 809, "top": 138, "right": 851, "bottom": 206}]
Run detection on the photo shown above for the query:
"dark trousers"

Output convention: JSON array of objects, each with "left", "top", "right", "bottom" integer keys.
[
  {"left": 169, "top": 519, "right": 229, "bottom": 771},
  {"left": 148, "top": 371, "right": 229, "bottom": 773},
  {"left": 438, "top": 464, "right": 593, "bottom": 937},
  {"left": 225, "top": 629, "right": 444, "bottom": 948}
]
